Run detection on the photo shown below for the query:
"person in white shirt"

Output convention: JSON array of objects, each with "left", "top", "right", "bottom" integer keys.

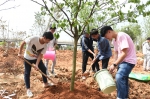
[
  {"left": 142, "top": 37, "right": 150, "bottom": 71},
  {"left": 45, "top": 25, "right": 57, "bottom": 77},
  {"left": 18, "top": 32, "right": 54, "bottom": 98}
]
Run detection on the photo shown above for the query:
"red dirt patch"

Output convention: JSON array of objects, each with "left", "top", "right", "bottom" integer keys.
[{"left": 34, "top": 82, "right": 109, "bottom": 99}]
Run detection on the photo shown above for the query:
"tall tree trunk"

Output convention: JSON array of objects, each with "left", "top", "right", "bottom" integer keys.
[{"left": 70, "top": 36, "right": 78, "bottom": 91}]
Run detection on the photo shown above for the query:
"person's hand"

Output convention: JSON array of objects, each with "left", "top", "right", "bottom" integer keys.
[
  {"left": 93, "top": 53, "right": 96, "bottom": 58},
  {"left": 18, "top": 53, "right": 23, "bottom": 58},
  {"left": 49, "top": 47, "right": 55, "bottom": 51},
  {"left": 33, "top": 64, "right": 39, "bottom": 71},
  {"left": 108, "top": 64, "right": 116, "bottom": 74}
]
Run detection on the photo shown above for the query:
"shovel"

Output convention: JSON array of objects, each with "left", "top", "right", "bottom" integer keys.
[
  {"left": 20, "top": 57, "right": 57, "bottom": 84},
  {"left": 82, "top": 62, "right": 94, "bottom": 77}
]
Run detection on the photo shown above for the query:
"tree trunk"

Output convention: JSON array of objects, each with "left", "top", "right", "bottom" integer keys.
[{"left": 70, "top": 37, "right": 78, "bottom": 91}]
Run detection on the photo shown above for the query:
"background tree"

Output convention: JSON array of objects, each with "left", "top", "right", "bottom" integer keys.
[
  {"left": 29, "top": 7, "right": 62, "bottom": 37},
  {"left": 116, "top": 23, "right": 142, "bottom": 50},
  {"left": 29, "top": 12, "right": 49, "bottom": 36},
  {"left": 118, "top": 23, "right": 141, "bottom": 42},
  {"left": 31, "top": 0, "right": 150, "bottom": 91},
  {"left": 0, "top": 18, "right": 8, "bottom": 48}
]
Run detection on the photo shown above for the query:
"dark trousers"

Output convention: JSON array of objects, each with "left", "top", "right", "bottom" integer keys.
[
  {"left": 82, "top": 51, "right": 100, "bottom": 73},
  {"left": 99, "top": 57, "right": 110, "bottom": 69},
  {"left": 24, "top": 59, "right": 47, "bottom": 89}
]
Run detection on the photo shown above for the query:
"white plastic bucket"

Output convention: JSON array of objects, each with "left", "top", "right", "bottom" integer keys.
[{"left": 94, "top": 69, "right": 116, "bottom": 94}]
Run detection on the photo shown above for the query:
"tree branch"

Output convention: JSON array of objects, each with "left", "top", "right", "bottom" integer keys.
[
  {"left": 63, "top": 30, "right": 74, "bottom": 38},
  {"left": 88, "top": 0, "right": 98, "bottom": 18},
  {"left": 53, "top": 0, "right": 74, "bottom": 35},
  {"left": 0, "top": 5, "right": 20, "bottom": 11},
  {"left": 31, "top": 0, "right": 60, "bottom": 27},
  {"left": 74, "top": 0, "right": 82, "bottom": 18},
  {"left": 41, "top": 0, "right": 59, "bottom": 23},
  {"left": 62, "top": 0, "right": 70, "bottom": 7},
  {"left": 31, "top": 0, "right": 74, "bottom": 37},
  {"left": 80, "top": 0, "right": 98, "bottom": 36},
  {"left": 31, "top": 0, "right": 45, "bottom": 7},
  {"left": 0, "top": 0, "right": 14, "bottom": 6}
]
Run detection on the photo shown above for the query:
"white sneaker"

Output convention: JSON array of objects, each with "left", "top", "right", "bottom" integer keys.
[
  {"left": 27, "top": 90, "right": 33, "bottom": 98},
  {"left": 82, "top": 76, "right": 86, "bottom": 80}
]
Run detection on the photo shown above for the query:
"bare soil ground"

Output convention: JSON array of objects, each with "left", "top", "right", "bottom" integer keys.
[{"left": 0, "top": 47, "right": 150, "bottom": 99}]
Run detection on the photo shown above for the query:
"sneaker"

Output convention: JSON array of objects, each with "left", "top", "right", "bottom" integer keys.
[
  {"left": 27, "top": 90, "right": 33, "bottom": 98},
  {"left": 44, "top": 83, "right": 54, "bottom": 88},
  {"left": 82, "top": 76, "right": 86, "bottom": 80}
]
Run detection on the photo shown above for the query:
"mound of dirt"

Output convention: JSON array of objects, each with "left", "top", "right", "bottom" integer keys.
[{"left": 33, "top": 82, "right": 110, "bottom": 99}]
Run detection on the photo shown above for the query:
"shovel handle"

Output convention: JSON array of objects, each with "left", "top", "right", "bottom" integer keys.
[
  {"left": 21, "top": 57, "right": 56, "bottom": 84},
  {"left": 89, "top": 62, "right": 94, "bottom": 71}
]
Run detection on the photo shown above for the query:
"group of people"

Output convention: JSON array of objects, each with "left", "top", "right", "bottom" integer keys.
[
  {"left": 18, "top": 25, "right": 139, "bottom": 99},
  {"left": 81, "top": 26, "right": 137, "bottom": 99}
]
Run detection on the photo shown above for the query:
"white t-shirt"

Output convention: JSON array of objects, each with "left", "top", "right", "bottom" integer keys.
[
  {"left": 47, "top": 38, "right": 57, "bottom": 50},
  {"left": 24, "top": 36, "right": 48, "bottom": 60}
]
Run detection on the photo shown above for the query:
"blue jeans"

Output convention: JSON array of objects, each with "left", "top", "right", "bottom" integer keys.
[
  {"left": 24, "top": 59, "right": 47, "bottom": 89},
  {"left": 116, "top": 62, "right": 135, "bottom": 99}
]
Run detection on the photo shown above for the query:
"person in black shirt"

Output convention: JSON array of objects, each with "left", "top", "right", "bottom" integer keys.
[{"left": 81, "top": 31, "right": 100, "bottom": 79}]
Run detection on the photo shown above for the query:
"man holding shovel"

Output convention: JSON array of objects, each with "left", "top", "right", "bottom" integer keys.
[
  {"left": 18, "top": 32, "right": 54, "bottom": 98},
  {"left": 90, "top": 29, "right": 112, "bottom": 69},
  {"left": 100, "top": 26, "right": 136, "bottom": 99},
  {"left": 142, "top": 37, "right": 150, "bottom": 71},
  {"left": 81, "top": 31, "right": 100, "bottom": 79},
  {"left": 90, "top": 29, "right": 112, "bottom": 91}
]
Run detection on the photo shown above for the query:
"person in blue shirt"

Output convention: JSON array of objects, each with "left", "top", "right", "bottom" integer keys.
[
  {"left": 90, "top": 29, "right": 112, "bottom": 70},
  {"left": 90, "top": 29, "right": 112, "bottom": 91},
  {"left": 81, "top": 31, "right": 100, "bottom": 79}
]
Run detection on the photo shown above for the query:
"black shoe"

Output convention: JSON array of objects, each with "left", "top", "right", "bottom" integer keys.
[{"left": 98, "top": 88, "right": 101, "bottom": 91}]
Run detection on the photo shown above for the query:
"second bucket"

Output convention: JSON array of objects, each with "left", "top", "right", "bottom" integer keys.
[{"left": 94, "top": 69, "right": 116, "bottom": 94}]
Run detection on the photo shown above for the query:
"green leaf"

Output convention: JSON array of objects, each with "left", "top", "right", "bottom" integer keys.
[
  {"left": 54, "top": 33, "right": 60, "bottom": 39},
  {"left": 41, "top": 7, "right": 44, "bottom": 11},
  {"left": 52, "top": 23, "right": 56, "bottom": 28},
  {"left": 128, "top": 0, "right": 140, "bottom": 3},
  {"left": 50, "top": 7, "right": 54, "bottom": 11},
  {"left": 41, "top": 11, "right": 46, "bottom": 16}
]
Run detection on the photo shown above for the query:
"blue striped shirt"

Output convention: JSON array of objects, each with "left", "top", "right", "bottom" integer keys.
[{"left": 96, "top": 35, "right": 112, "bottom": 60}]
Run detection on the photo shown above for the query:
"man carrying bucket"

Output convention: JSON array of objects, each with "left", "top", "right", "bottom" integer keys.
[
  {"left": 142, "top": 37, "right": 150, "bottom": 71},
  {"left": 18, "top": 32, "right": 54, "bottom": 97},
  {"left": 45, "top": 24, "right": 57, "bottom": 77},
  {"left": 100, "top": 26, "right": 137, "bottom": 99},
  {"left": 81, "top": 31, "right": 100, "bottom": 79}
]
